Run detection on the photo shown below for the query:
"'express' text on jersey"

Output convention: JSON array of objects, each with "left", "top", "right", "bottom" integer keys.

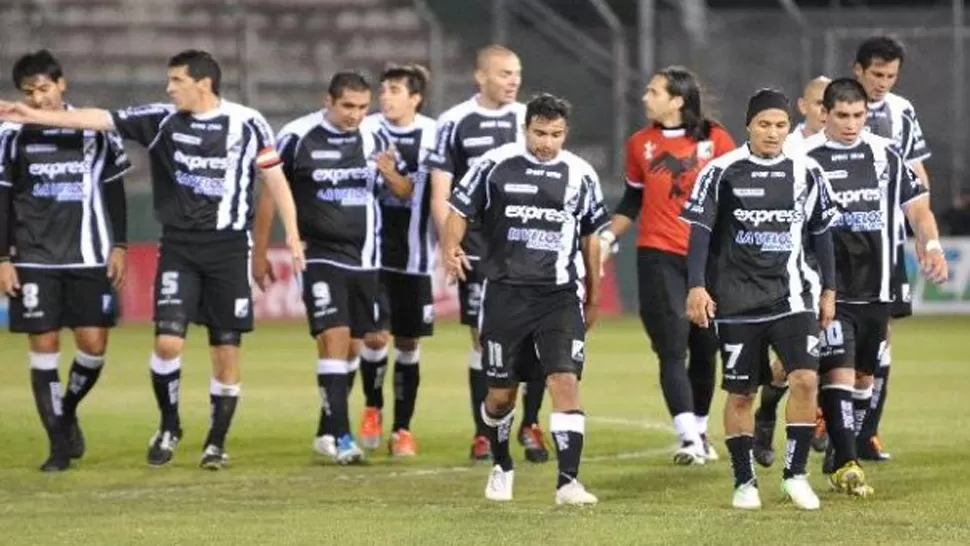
[
  {"left": 681, "top": 145, "right": 840, "bottom": 320},
  {"left": 448, "top": 142, "right": 609, "bottom": 286},
  {"left": 0, "top": 119, "right": 131, "bottom": 266}
]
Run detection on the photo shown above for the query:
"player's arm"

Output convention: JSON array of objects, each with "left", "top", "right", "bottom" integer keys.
[
  {"left": 680, "top": 163, "right": 722, "bottom": 327},
  {"left": 375, "top": 136, "right": 413, "bottom": 199},
  {"left": 0, "top": 100, "right": 113, "bottom": 132},
  {"left": 0, "top": 137, "right": 17, "bottom": 294},
  {"left": 580, "top": 170, "right": 610, "bottom": 328},
  {"left": 899, "top": 161, "right": 948, "bottom": 284},
  {"left": 442, "top": 157, "right": 492, "bottom": 280},
  {"left": 258, "top": 164, "right": 303, "bottom": 272},
  {"left": 600, "top": 136, "right": 645, "bottom": 254},
  {"left": 425, "top": 119, "right": 458, "bottom": 238},
  {"left": 806, "top": 162, "right": 841, "bottom": 325}
]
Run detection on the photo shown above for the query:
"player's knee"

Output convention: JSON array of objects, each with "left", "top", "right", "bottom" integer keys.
[
  {"left": 546, "top": 372, "right": 579, "bottom": 410},
  {"left": 154, "top": 335, "right": 184, "bottom": 361},
  {"left": 73, "top": 328, "right": 108, "bottom": 356},
  {"left": 786, "top": 369, "right": 818, "bottom": 397},
  {"left": 394, "top": 337, "right": 419, "bottom": 352},
  {"left": 854, "top": 372, "right": 874, "bottom": 390},
  {"left": 363, "top": 331, "right": 389, "bottom": 351},
  {"left": 28, "top": 331, "right": 60, "bottom": 354},
  {"left": 485, "top": 388, "right": 516, "bottom": 415},
  {"left": 725, "top": 392, "right": 756, "bottom": 413},
  {"left": 155, "top": 319, "right": 188, "bottom": 339},
  {"left": 315, "top": 327, "right": 352, "bottom": 359},
  {"left": 468, "top": 327, "right": 481, "bottom": 352},
  {"left": 658, "top": 356, "right": 687, "bottom": 380},
  {"left": 208, "top": 328, "right": 242, "bottom": 347}
]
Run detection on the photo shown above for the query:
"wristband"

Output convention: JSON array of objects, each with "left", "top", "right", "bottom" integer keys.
[
  {"left": 925, "top": 239, "right": 943, "bottom": 253},
  {"left": 600, "top": 230, "right": 616, "bottom": 245}
]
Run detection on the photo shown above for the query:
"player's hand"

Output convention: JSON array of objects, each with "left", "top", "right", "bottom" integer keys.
[
  {"left": 443, "top": 246, "right": 470, "bottom": 283},
  {"left": 0, "top": 100, "right": 35, "bottom": 124},
  {"left": 106, "top": 247, "right": 128, "bottom": 290},
  {"left": 0, "top": 261, "right": 19, "bottom": 297},
  {"left": 686, "top": 287, "right": 716, "bottom": 328},
  {"left": 286, "top": 236, "right": 306, "bottom": 274},
  {"left": 818, "top": 288, "right": 836, "bottom": 330},
  {"left": 583, "top": 296, "right": 600, "bottom": 331},
  {"left": 252, "top": 252, "right": 276, "bottom": 292},
  {"left": 375, "top": 148, "right": 398, "bottom": 177},
  {"left": 919, "top": 242, "right": 949, "bottom": 285}
]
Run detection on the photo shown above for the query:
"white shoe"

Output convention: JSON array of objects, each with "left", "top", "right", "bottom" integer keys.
[
  {"left": 555, "top": 479, "right": 598, "bottom": 506},
  {"left": 732, "top": 481, "right": 762, "bottom": 510},
  {"left": 673, "top": 442, "right": 707, "bottom": 466},
  {"left": 485, "top": 465, "right": 514, "bottom": 501},
  {"left": 782, "top": 475, "right": 821, "bottom": 510},
  {"left": 702, "top": 436, "right": 719, "bottom": 462},
  {"left": 313, "top": 435, "right": 337, "bottom": 458}
]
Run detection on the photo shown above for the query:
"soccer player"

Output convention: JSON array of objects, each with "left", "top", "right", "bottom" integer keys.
[
  {"left": 442, "top": 93, "right": 604, "bottom": 505},
  {"left": 682, "top": 89, "right": 840, "bottom": 510},
  {"left": 427, "top": 45, "right": 550, "bottom": 463},
  {"left": 0, "top": 50, "right": 130, "bottom": 472},
  {"left": 0, "top": 49, "right": 305, "bottom": 470},
  {"left": 253, "top": 71, "right": 410, "bottom": 464},
  {"left": 354, "top": 65, "right": 437, "bottom": 457},
  {"left": 755, "top": 74, "right": 833, "bottom": 467},
  {"left": 598, "top": 66, "right": 733, "bottom": 464},
  {"left": 805, "top": 79, "right": 947, "bottom": 495},
  {"left": 852, "top": 35, "right": 930, "bottom": 461}
]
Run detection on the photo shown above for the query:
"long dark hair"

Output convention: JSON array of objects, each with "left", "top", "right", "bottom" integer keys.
[{"left": 656, "top": 65, "right": 714, "bottom": 141}]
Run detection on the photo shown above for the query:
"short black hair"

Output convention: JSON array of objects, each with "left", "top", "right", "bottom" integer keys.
[
  {"left": 328, "top": 71, "right": 371, "bottom": 100},
  {"left": 525, "top": 93, "right": 571, "bottom": 126},
  {"left": 380, "top": 64, "right": 429, "bottom": 110},
  {"left": 168, "top": 49, "right": 222, "bottom": 95},
  {"left": 822, "top": 78, "right": 868, "bottom": 110},
  {"left": 855, "top": 36, "right": 906, "bottom": 69},
  {"left": 12, "top": 49, "right": 64, "bottom": 89}
]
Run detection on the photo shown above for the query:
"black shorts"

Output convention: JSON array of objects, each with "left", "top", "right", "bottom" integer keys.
[
  {"left": 8, "top": 266, "right": 117, "bottom": 334},
  {"left": 458, "top": 261, "right": 484, "bottom": 327},
  {"left": 301, "top": 262, "right": 379, "bottom": 339},
  {"left": 819, "top": 303, "right": 890, "bottom": 376},
  {"left": 889, "top": 247, "right": 913, "bottom": 319},
  {"left": 637, "top": 248, "right": 718, "bottom": 361},
  {"left": 479, "top": 281, "right": 586, "bottom": 388},
  {"left": 714, "top": 312, "right": 821, "bottom": 394},
  {"left": 376, "top": 270, "right": 434, "bottom": 338},
  {"left": 154, "top": 237, "right": 253, "bottom": 334}
]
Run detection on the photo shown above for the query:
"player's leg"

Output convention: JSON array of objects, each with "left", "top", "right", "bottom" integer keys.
[
  {"left": 688, "top": 323, "right": 718, "bottom": 460},
  {"left": 11, "top": 268, "right": 69, "bottom": 471},
  {"left": 458, "top": 267, "right": 490, "bottom": 460},
  {"left": 357, "top": 272, "right": 391, "bottom": 449},
  {"left": 716, "top": 321, "right": 764, "bottom": 510},
  {"left": 349, "top": 269, "right": 383, "bottom": 452},
  {"left": 62, "top": 267, "right": 118, "bottom": 461},
  {"left": 858, "top": 321, "right": 895, "bottom": 461},
  {"left": 856, "top": 305, "right": 892, "bottom": 461},
  {"left": 387, "top": 273, "right": 434, "bottom": 457},
  {"left": 771, "top": 313, "right": 822, "bottom": 510},
  {"left": 753, "top": 352, "right": 784, "bottom": 468}
]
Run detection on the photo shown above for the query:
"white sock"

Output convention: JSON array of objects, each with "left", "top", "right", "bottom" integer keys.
[
  {"left": 468, "top": 349, "right": 482, "bottom": 371},
  {"left": 695, "top": 414, "right": 709, "bottom": 436},
  {"left": 673, "top": 412, "right": 701, "bottom": 445}
]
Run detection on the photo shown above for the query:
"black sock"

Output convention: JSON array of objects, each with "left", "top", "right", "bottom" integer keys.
[
  {"left": 482, "top": 403, "right": 514, "bottom": 471},
  {"left": 551, "top": 410, "right": 585, "bottom": 489},
  {"left": 820, "top": 386, "right": 857, "bottom": 468},
  {"left": 853, "top": 390, "right": 871, "bottom": 440},
  {"left": 150, "top": 355, "right": 181, "bottom": 433},
  {"left": 61, "top": 354, "right": 104, "bottom": 421},
  {"left": 860, "top": 365, "right": 890, "bottom": 441},
  {"left": 317, "top": 359, "right": 350, "bottom": 438},
  {"left": 392, "top": 359, "right": 420, "bottom": 431},
  {"left": 521, "top": 380, "right": 544, "bottom": 428},
  {"left": 725, "top": 435, "right": 756, "bottom": 488},
  {"left": 469, "top": 351, "right": 488, "bottom": 436},
  {"left": 360, "top": 350, "right": 388, "bottom": 409},
  {"left": 204, "top": 380, "right": 240, "bottom": 449},
  {"left": 30, "top": 360, "right": 63, "bottom": 441},
  {"left": 782, "top": 424, "right": 814, "bottom": 479},
  {"left": 756, "top": 383, "right": 789, "bottom": 423}
]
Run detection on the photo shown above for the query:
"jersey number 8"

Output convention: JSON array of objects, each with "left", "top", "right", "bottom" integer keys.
[{"left": 21, "top": 282, "right": 40, "bottom": 308}]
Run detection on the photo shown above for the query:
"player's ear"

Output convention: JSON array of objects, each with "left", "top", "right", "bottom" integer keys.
[
  {"left": 670, "top": 95, "right": 684, "bottom": 112},
  {"left": 852, "top": 62, "right": 864, "bottom": 79},
  {"left": 55, "top": 77, "right": 67, "bottom": 94},
  {"left": 323, "top": 94, "right": 333, "bottom": 109},
  {"left": 474, "top": 68, "right": 487, "bottom": 88}
]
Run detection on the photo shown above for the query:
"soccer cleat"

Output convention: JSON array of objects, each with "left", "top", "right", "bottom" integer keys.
[
  {"left": 147, "top": 429, "right": 181, "bottom": 467},
  {"left": 753, "top": 419, "right": 776, "bottom": 468},
  {"left": 484, "top": 465, "right": 514, "bottom": 501},
  {"left": 66, "top": 416, "right": 86, "bottom": 460},
  {"left": 822, "top": 444, "right": 836, "bottom": 475},
  {"left": 334, "top": 434, "right": 365, "bottom": 465},
  {"left": 811, "top": 408, "right": 829, "bottom": 453},
  {"left": 358, "top": 406, "right": 383, "bottom": 450},
  {"left": 470, "top": 434, "right": 492, "bottom": 462},
  {"left": 389, "top": 430, "right": 417, "bottom": 458},
  {"left": 700, "top": 433, "right": 719, "bottom": 461},
  {"left": 199, "top": 445, "right": 229, "bottom": 471},
  {"left": 858, "top": 436, "right": 892, "bottom": 462},
  {"left": 555, "top": 479, "right": 598, "bottom": 506},
  {"left": 313, "top": 434, "right": 337, "bottom": 458},
  {"left": 40, "top": 430, "right": 72, "bottom": 473},
  {"left": 781, "top": 475, "right": 821, "bottom": 510},
  {"left": 673, "top": 441, "right": 706, "bottom": 466},
  {"left": 829, "top": 461, "right": 873, "bottom": 497},
  {"left": 732, "top": 481, "right": 762, "bottom": 510},
  {"left": 518, "top": 424, "right": 550, "bottom": 463}
]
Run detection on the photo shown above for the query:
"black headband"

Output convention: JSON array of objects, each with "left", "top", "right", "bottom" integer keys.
[{"left": 745, "top": 89, "right": 791, "bottom": 125}]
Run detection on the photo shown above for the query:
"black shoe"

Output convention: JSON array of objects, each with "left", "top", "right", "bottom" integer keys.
[
  {"left": 822, "top": 444, "right": 836, "bottom": 475},
  {"left": 753, "top": 419, "right": 776, "bottom": 468},
  {"left": 518, "top": 424, "right": 550, "bottom": 464},
  {"left": 40, "top": 429, "right": 71, "bottom": 472},
  {"left": 66, "top": 416, "right": 86, "bottom": 460},
  {"left": 199, "top": 445, "right": 229, "bottom": 471},
  {"left": 857, "top": 436, "right": 892, "bottom": 462},
  {"left": 147, "top": 429, "right": 182, "bottom": 467}
]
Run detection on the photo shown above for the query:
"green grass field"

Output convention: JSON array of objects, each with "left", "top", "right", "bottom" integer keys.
[{"left": 1, "top": 316, "right": 969, "bottom": 545}]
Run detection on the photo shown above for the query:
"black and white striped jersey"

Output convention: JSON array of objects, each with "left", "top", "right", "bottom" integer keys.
[
  {"left": 448, "top": 142, "right": 609, "bottom": 286},
  {"left": 359, "top": 112, "right": 438, "bottom": 275},
  {"left": 110, "top": 100, "right": 277, "bottom": 238},
  {"left": 680, "top": 145, "right": 841, "bottom": 322},
  {"left": 278, "top": 111, "right": 400, "bottom": 270},
  {"left": 865, "top": 92, "right": 930, "bottom": 165},
  {"left": 425, "top": 95, "right": 526, "bottom": 260},
  {"left": 0, "top": 117, "right": 131, "bottom": 267},
  {"left": 803, "top": 131, "right": 927, "bottom": 303}
]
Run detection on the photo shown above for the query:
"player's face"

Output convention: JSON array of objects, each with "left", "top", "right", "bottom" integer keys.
[
  {"left": 643, "top": 75, "right": 678, "bottom": 123},
  {"left": 327, "top": 89, "right": 371, "bottom": 131},
  {"left": 853, "top": 57, "right": 900, "bottom": 102},
  {"left": 166, "top": 66, "right": 208, "bottom": 112},
  {"left": 525, "top": 116, "right": 567, "bottom": 162},
  {"left": 477, "top": 54, "right": 521, "bottom": 106},
  {"left": 19, "top": 75, "right": 66, "bottom": 111},
  {"left": 379, "top": 79, "right": 419, "bottom": 123},
  {"left": 747, "top": 109, "right": 790, "bottom": 157},
  {"left": 797, "top": 87, "right": 826, "bottom": 134},
  {"left": 824, "top": 100, "right": 867, "bottom": 144}
]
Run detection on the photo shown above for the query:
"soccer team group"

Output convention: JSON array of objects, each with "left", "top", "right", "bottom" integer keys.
[{"left": 0, "top": 33, "right": 950, "bottom": 509}]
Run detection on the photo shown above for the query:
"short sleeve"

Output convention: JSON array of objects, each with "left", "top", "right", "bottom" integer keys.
[
  {"left": 580, "top": 170, "right": 610, "bottom": 236},
  {"left": 100, "top": 131, "right": 132, "bottom": 183},
  {"left": 903, "top": 107, "right": 931, "bottom": 164},
  {"left": 0, "top": 127, "right": 15, "bottom": 188},
  {"left": 251, "top": 112, "right": 281, "bottom": 170},
  {"left": 111, "top": 103, "right": 175, "bottom": 147},
  {"left": 449, "top": 156, "right": 494, "bottom": 222},
  {"left": 680, "top": 162, "right": 723, "bottom": 231},
  {"left": 624, "top": 135, "right": 644, "bottom": 189},
  {"left": 276, "top": 132, "right": 299, "bottom": 183},
  {"left": 807, "top": 164, "right": 841, "bottom": 234},
  {"left": 898, "top": 155, "right": 929, "bottom": 208},
  {"left": 425, "top": 118, "right": 457, "bottom": 176}
]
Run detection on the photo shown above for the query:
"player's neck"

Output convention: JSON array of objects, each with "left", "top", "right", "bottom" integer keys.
[
  {"left": 189, "top": 95, "right": 221, "bottom": 115},
  {"left": 385, "top": 112, "right": 416, "bottom": 128},
  {"left": 475, "top": 94, "right": 507, "bottom": 111},
  {"left": 658, "top": 114, "right": 683, "bottom": 129}
]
